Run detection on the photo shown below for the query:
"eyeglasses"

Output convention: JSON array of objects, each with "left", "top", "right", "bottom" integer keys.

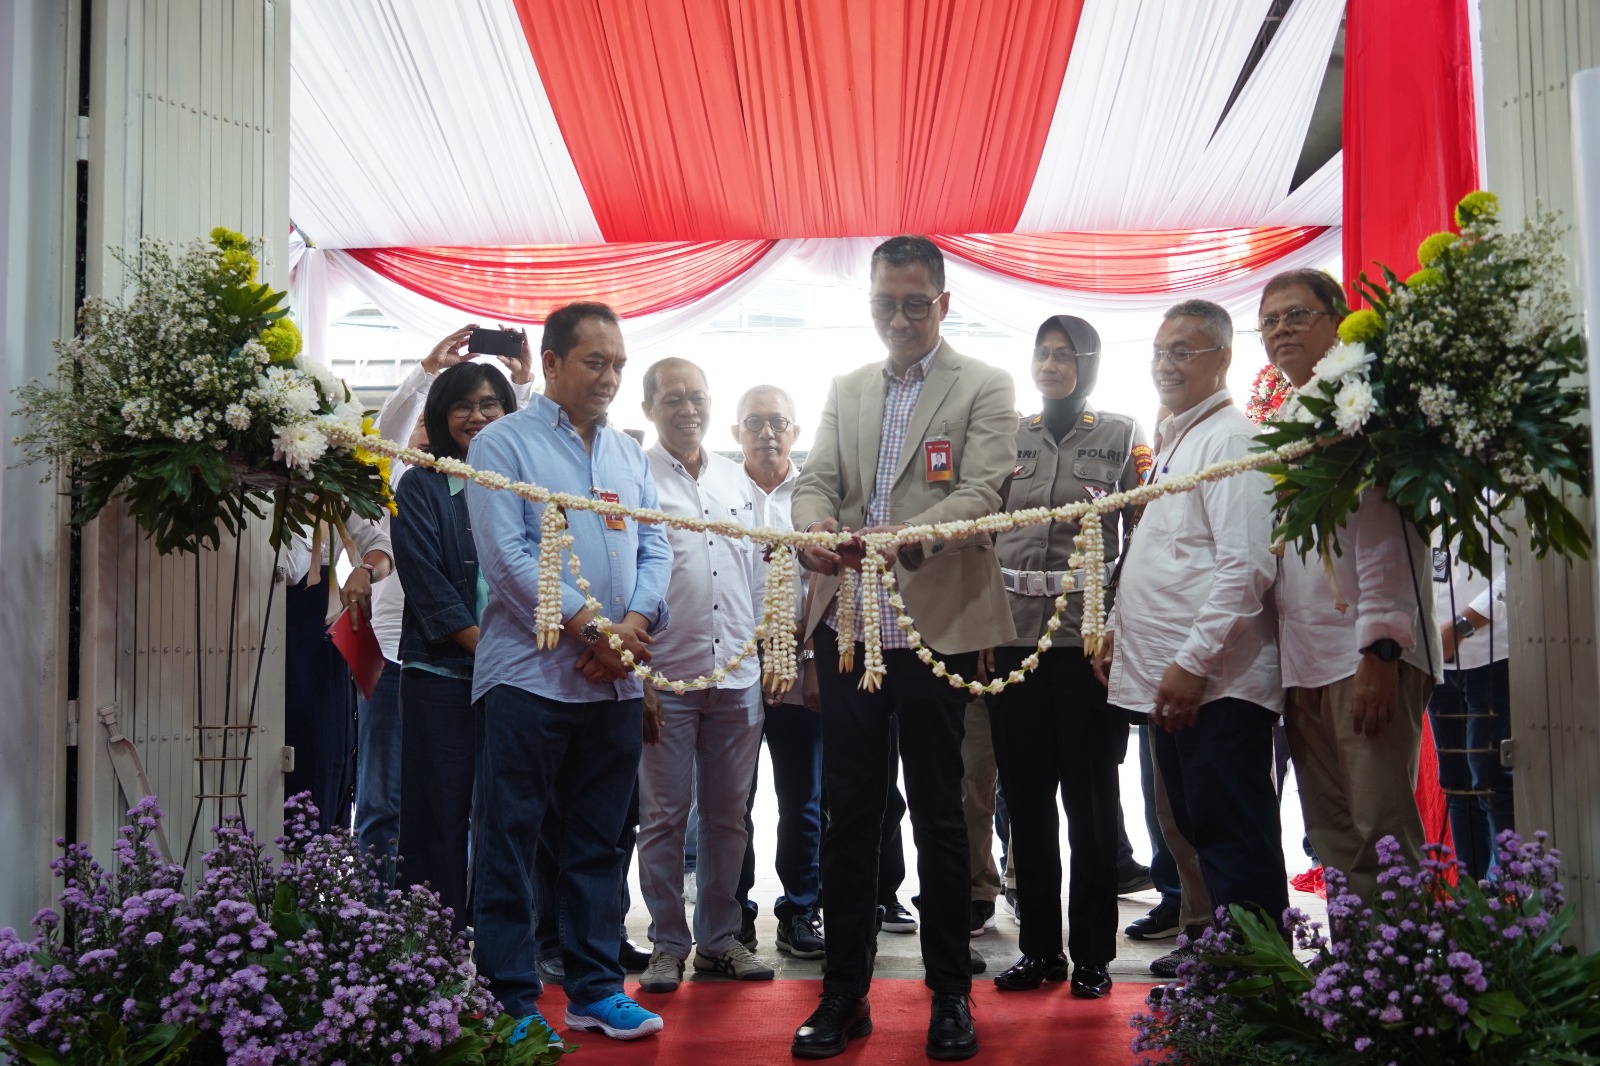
[
  {"left": 740, "top": 415, "right": 793, "bottom": 434},
  {"left": 448, "top": 398, "right": 505, "bottom": 418},
  {"left": 1150, "top": 346, "right": 1225, "bottom": 366},
  {"left": 1257, "top": 307, "right": 1332, "bottom": 334},
  {"left": 869, "top": 294, "right": 942, "bottom": 322},
  {"left": 1033, "top": 346, "right": 1095, "bottom": 364}
]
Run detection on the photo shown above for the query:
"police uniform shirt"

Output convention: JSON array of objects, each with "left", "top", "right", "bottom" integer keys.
[{"left": 993, "top": 405, "right": 1149, "bottom": 648}]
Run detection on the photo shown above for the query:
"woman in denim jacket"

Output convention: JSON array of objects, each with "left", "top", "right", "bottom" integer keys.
[{"left": 393, "top": 361, "right": 517, "bottom": 927}]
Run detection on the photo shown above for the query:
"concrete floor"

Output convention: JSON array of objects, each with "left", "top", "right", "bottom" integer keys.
[{"left": 621, "top": 724, "right": 1329, "bottom": 984}]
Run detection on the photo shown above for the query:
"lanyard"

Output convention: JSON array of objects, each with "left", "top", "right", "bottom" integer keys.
[{"left": 1153, "top": 399, "right": 1231, "bottom": 484}]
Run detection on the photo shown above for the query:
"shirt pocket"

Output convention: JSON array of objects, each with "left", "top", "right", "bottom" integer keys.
[{"left": 1072, "top": 457, "right": 1121, "bottom": 489}]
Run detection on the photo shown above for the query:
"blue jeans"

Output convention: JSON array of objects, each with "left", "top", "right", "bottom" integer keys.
[
  {"left": 737, "top": 701, "right": 824, "bottom": 921},
  {"left": 472, "top": 685, "right": 642, "bottom": 1013},
  {"left": 1428, "top": 660, "right": 1514, "bottom": 881},
  {"left": 397, "top": 668, "right": 477, "bottom": 930},
  {"left": 356, "top": 660, "right": 404, "bottom": 884}
]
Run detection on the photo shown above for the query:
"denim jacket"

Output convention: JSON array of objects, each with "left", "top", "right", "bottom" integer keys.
[{"left": 393, "top": 467, "right": 479, "bottom": 675}]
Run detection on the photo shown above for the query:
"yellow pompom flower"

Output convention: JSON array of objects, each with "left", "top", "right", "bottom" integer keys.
[
  {"left": 1338, "top": 307, "right": 1383, "bottom": 345},
  {"left": 1416, "top": 232, "right": 1457, "bottom": 266},
  {"left": 220, "top": 247, "right": 259, "bottom": 282},
  {"left": 210, "top": 226, "right": 249, "bottom": 250},
  {"left": 258, "top": 318, "right": 302, "bottom": 364},
  {"left": 1455, "top": 190, "right": 1500, "bottom": 227},
  {"left": 1406, "top": 267, "right": 1443, "bottom": 289}
]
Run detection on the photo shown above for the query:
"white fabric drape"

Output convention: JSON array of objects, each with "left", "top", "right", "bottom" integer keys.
[
  {"left": 1155, "top": 0, "right": 1346, "bottom": 228},
  {"left": 289, "top": 0, "right": 602, "bottom": 249}
]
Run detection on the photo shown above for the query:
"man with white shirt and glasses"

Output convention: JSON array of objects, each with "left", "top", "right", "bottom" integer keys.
[
  {"left": 635, "top": 358, "right": 775, "bottom": 993},
  {"left": 1259, "top": 269, "right": 1441, "bottom": 913},
  {"left": 468, "top": 302, "right": 669, "bottom": 1045},
  {"left": 1098, "top": 299, "right": 1289, "bottom": 964},
  {"left": 730, "top": 385, "right": 827, "bottom": 961}
]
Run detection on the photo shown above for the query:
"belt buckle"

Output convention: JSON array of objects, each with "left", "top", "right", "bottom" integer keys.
[{"left": 1025, "top": 571, "right": 1046, "bottom": 596}]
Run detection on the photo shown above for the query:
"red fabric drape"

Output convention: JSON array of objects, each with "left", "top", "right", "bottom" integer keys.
[
  {"left": 934, "top": 227, "right": 1330, "bottom": 294},
  {"left": 1343, "top": 0, "right": 1479, "bottom": 305},
  {"left": 344, "top": 240, "right": 778, "bottom": 321},
  {"left": 512, "top": 0, "right": 1084, "bottom": 242}
]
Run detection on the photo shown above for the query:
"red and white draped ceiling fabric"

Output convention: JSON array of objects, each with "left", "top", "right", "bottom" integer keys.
[{"left": 287, "top": 0, "right": 1358, "bottom": 339}]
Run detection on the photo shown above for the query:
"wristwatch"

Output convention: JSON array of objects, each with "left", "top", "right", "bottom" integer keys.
[
  {"left": 578, "top": 619, "right": 604, "bottom": 645},
  {"left": 1452, "top": 616, "right": 1476, "bottom": 641},
  {"left": 357, "top": 562, "right": 378, "bottom": 577},
  {"left": 1361, "top": 638, "right": 1403, "bottom": 662}
]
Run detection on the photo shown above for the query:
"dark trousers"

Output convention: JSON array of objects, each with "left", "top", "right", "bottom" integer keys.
[
  {"left": 356, "top": 659, "right": 404, "bottom": 884},
  {"left": 284, "top": 567, "right": 356, "bottom": 832},
  {"left": 1149, "top": 697, "right": 1288, "bottom": 931},
  {"left": 1138, "top": 722, "right": 1181, "bottom": 906},
  {"left": 737, "top": 702, "right": 824, "bottom": 921},
  {"left": 815, "top": 626, "right": 972, "bottom": 997},
  {"left": 471, "top": 684, "right": 642, "bottom": 1012},
  {"left": 535, "top": 783, "right": 640, "bottom": 959},
  {"left": 989, "top": 648, "right": 1125, "bottom": 965},
  {"left": 397, "top": 668, "right": 477, "bottom": 930},
  {"left": 1428, "top": 660, "right": 1514, "bottom": 881}
]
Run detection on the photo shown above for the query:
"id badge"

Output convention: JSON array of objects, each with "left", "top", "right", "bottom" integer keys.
[
  {"left": 597, "top": 490, "right": 626, "bottom": 530},
  {"left": 924, "top": 437, "right": 953, "bottom": 482}
]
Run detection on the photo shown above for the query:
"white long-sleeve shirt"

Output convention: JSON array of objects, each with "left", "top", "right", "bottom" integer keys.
[
  {"left": 647, "top": 444, "right": 762, "bottom": 690},
  {"left": 1434, "top": 538, "right": 1508, "bottom": 670},
  {"left": 1277, "top": 490, "right": 1444, "bottom": 688},
  {"left": 1107, "top": 390, "right": 1282, "bottom": 715}
]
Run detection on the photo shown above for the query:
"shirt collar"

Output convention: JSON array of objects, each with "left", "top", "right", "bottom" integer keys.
[
  {"left": 649, "top": 441, "right": 707, "bottom": 478},
  {"left": 1158, "top": 388, "right": 1232, "bottom": 444},
  {"left": 531, "top": 390, "right": 608, "bottom": 432},
  {"left": 883, "top": 343, "right": 940, "bottom": 385}
]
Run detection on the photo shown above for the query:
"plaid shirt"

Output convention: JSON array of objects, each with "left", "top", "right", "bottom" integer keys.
[{"left": 829, "top": 346, "right": 937, "bottom": 648}]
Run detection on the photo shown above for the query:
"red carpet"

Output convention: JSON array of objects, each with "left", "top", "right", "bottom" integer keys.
[{"left": 537, "top": 979, "right": 1146, "bottom": 1064}]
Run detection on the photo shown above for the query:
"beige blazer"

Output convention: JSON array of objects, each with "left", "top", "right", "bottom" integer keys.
[{"left": 792, "top": 339, "right": 1018, "bottom": 655}]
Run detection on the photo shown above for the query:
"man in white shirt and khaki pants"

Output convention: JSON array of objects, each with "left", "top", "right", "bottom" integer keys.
[
  {"left": 1099, "top": 299, "right": 1289, "bottom": 938},
  {"left": 1259, "top": 270, "right": 1441, "bottom": 913}
]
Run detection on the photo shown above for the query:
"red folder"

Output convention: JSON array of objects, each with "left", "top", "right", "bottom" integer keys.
[{"left": 328, "top": 608, "right": 384, "bottom": 699}]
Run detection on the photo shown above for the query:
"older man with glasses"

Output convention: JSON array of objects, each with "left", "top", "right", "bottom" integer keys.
[
  {"left": 1260, "top": 269, "right": 1441, "bottom": 917},
  {"left": 1097, "top": 299, "right": 1289, "bottom": 966}
]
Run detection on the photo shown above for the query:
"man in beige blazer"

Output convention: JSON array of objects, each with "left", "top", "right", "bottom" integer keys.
[{"left": 788, "top": 236, "right": 1016, "bottom": 1063}]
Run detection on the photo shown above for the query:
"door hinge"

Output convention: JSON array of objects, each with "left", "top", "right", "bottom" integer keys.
[
  {"left": 65, "top": 699, "right": 80, "bottom": 746},
  {"left": 280, "top": 746, "right": 295, "bottom": 773},
  {"left": 75, "top": 114, "right": 90, "bottom": 162},
  {"left": 1500, "top": 737, "right": 1514, "bottom": 768}
]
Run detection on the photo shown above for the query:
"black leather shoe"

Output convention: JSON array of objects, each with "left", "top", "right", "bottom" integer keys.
[
  {"left": 792, "top": 991, "right": 871, "bottom": 1059},
  {"left": 968, "top": 948, "right": 987, "bottom": 975},
  {"left": 993, "top": 952, "right": 1069, "bottom": 991},
  {"left": 618, "top": 939, "right": 652, "bottom": 971},
  {"left": 1070, "top": 962, "right": 1113, "bottom": 999},
  {"left": 926, "top": 992, "right": 978, "bottom": 1061}
]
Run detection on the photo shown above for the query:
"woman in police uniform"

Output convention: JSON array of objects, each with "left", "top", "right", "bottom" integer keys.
[{"left": 984, "top": 314, "right": 1149, "bottom": 999}]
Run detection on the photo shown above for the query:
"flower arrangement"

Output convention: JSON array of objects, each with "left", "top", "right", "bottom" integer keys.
[
  {"left": 1245, "top": 363, "right": 1293, "bottom": 425},
  {"left": 0, "top": 795, "right": 569, "bottom": 1065},
  {"left": 12, "top": 229, "right": 394, "bottom": 555},
  {"left": 1257, "top": 191, "right": 1591, "bottom": 575},
  {"left": 1130, "top": 832, "right": 1600, "bottom": 1065}
]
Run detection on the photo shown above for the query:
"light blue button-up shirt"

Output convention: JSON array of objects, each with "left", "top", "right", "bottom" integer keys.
[{"left": 466, "top": 393, "right": 672, "bottom": 704}]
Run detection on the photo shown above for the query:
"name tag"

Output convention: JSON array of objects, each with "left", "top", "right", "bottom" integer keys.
[
  {"left": 597, "top": 490, "right": 626, "bottom": 530},
  {"left": 924, "top": 438, "right": 953, "bottom": 482}
]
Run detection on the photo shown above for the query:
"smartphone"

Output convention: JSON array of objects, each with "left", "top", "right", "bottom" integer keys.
[{"left": 468, "top": 327, "right": 524, "bottom": 358}]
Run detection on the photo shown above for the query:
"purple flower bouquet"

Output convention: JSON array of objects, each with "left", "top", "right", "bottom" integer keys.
[
  {"left": 1131, "top": 831, "right": 1600, "bottom": 1065},
  {"left": 1, "top": 795, "right": 570, "bottom": 1065}
]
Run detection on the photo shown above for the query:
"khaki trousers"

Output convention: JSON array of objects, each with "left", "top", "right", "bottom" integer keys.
[
  {"left": 1151, "top": 738, "right": 1212, "bottom": 929},
  {"left": 961, "top": 698, "right": 1003, "bottom": 902},
  {"left": 1286, "top": 664, "right": 1433, "bottom": 908}
]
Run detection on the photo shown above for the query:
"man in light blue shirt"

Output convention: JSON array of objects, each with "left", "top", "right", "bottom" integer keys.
[{"left": 467, "top": 302, "right": 671, "bottom": 1046}]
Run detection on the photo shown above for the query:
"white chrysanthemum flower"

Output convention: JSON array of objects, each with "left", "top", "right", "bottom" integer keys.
[
  {"left": 224, "top": 403, "right": 252, "bottom": 431},
  {"left": 273, "top": 421, "right": 328, "bottom": 471},
  {"left": 1332, "top": 378, "right": 1377, "bottom": 435},
  {"left": 318, "top": 399, "right": 365, "bottom": 442},
  {"left": 1312, "top": 342, "right": 1374, "bottom": 384},
  {"left": 295, "top": 355, "right": 346, "bottom": 405}
]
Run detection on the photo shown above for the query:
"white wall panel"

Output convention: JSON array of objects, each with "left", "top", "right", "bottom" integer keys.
[
  {"left": 1480, "top": 0, "right": 1600, "bottom": 950},
  {"left": 78, "top": 0, "right": 291, "bottom": 882}
]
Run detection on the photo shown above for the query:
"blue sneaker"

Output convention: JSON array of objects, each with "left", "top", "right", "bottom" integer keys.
[
  {"left": 564, "top": 992, "right": 664, "bottom": 1040},
  {"left": 509, "top": 1009, "right": 563, "bottom": 1049}
]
